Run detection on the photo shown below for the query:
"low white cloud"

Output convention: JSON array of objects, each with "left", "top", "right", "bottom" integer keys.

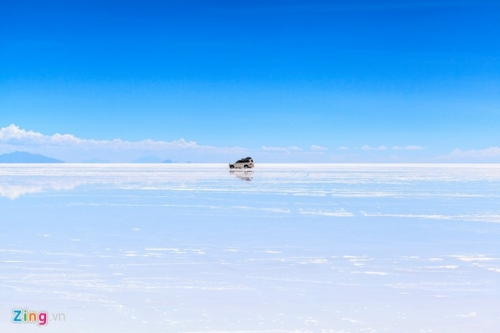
[
  {"left": 0, "top": 124, "right": 246, "bottom": 162},
  {"left": 337, "top": 146, "right": 349, "bottom": 151},
  {"left": 446, "top": 147, "right": 500, "bottom": 159},
  {"left": 0, "top": 124, "right": 225, "bottom": 150},
  {"left": 261, "top": 146, "right": 302, "bottom": 153},
  {"left": 392, "top": 145, "right": 424, "bottom": 150},
  {"left": 261, "top": 146, "right": 287, "bottom": 152},
  {"left": 361, "top": 145, "right": 424, "bottom": 151},
  {"left": 0, "top": 124, "right": 46, "bottom": 143},
  {"left": 310, "top": 145, "right": 328, "bottom": 151},
  {"left": 361, "top": 145, "right": 388, "bottom": 151}
]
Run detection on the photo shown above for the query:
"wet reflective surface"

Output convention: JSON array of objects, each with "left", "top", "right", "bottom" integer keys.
[
  {"left": 230, "top": 170, "right": 254, "bottom": 181},
  {"left": 1, "top": 164, "right": 500, "bottom": 332}
]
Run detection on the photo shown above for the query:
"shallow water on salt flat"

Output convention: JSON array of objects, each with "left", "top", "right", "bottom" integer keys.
[{"left": 1, "top": 164, "right": 500, "bottom": 332}]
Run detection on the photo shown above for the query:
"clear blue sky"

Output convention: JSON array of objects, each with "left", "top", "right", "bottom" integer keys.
[{"left": 1, "top": 0, "right": 499, "bottom": 162}]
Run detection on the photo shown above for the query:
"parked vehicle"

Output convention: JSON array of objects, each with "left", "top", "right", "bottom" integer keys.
[{"left": 229, "top": 157, "right": 254, "bottom": 169}]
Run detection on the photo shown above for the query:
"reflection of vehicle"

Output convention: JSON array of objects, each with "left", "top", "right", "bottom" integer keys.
[
  {"left": 230, "top": 170, "right": 254, "bottom": 181},
  {"left": 229, "top": 157, "right": 254, "bottom": 169}
]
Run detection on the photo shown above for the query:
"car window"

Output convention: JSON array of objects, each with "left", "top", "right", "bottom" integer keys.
[{"left": 236, "top": 158, "right": 253, "bottom": 163}]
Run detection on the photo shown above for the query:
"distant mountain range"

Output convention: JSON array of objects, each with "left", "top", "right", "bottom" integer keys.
[
  {"left": 132, "top": 156, "right": 176, "bottom": 163},
  {"left": 0, "top": 151, "right": 64, "bottom": 163},
  {"left": 0, "top": 151, "right": 187, "bottom": 163}
]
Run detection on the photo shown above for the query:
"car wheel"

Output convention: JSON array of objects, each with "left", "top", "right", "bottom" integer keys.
[
  {"left": 230, "top": 165, "right": 234, "bottom": 169},
  {"left": 244, "top": 165, "right": 249, "bottom": 169}
]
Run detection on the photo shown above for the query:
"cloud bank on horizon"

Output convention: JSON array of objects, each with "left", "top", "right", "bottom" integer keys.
[
  {"left": 0, "top": 124, "right": 245, "bottom": 162},
  {"left": 1, "top": 124, "right": 499, "bottom": 163}
]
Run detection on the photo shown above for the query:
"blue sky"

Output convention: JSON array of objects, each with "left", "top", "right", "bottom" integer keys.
[{"left": 1, "top": 0, "right": 499, "bottom": 162}]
